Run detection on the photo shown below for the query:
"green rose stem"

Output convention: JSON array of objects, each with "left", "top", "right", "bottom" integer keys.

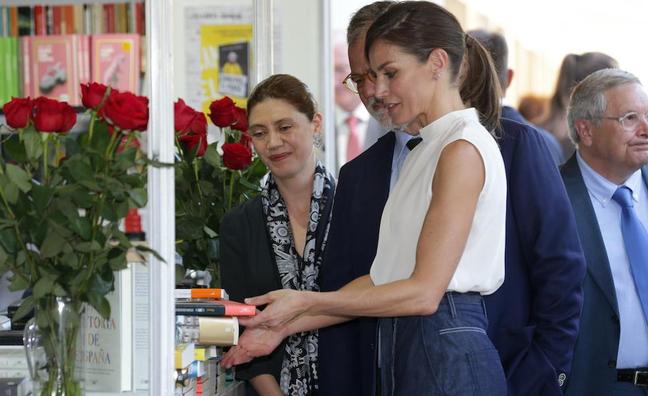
[
  {"left": 227, "top": 171, "right": 235, "bottom": 210},
  {"left": 42, "top": 136, "right": 49, "bottom": 185},
  {"left": 87, "top": 111, "right": 97, "bottom": 141},
  {"left": 193, "top": 160, "right": 203, "bottom": 200}
]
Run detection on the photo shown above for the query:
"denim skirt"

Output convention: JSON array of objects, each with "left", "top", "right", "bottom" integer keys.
[{"left": 377, "top": 292, "right": 506, "bottom": 395}]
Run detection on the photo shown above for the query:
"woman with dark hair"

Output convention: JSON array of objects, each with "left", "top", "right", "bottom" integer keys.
[
  {"left": 224, "top": 2, "right": 507, "bottom": 394},
  {"left": 540, "top": 52, "right": 618, "bottom": 158},
  {"left": 219, "top": 74, "right": 335, "bottom": 396}
]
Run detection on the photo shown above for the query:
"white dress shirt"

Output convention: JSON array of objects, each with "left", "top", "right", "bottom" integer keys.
[{"left": 576, "top": 153, "right": 648, "bottom": 368}]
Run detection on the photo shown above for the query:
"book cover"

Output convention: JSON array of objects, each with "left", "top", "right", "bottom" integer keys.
[
  {"left": 131, "top": 259, "right": 150, "bottom": 391},
  {"left": 175, "top": 343, "right": 195, "bottom": 370},
  {"left": 19, "top": 36, "right": 31, "bottom": 97},
  {"left": 197, "top": 317, "right": 239, "bottom": 346},
  {"left": 175, "top": 300, "right": 255, "bottom": 317},
  {"left": 91, "top": 33, "right": 140, "bottom": 93},
  {"left": 174, "top": 288, "right": 228, "bottom": 300},
  {"left": 29, "top": 35, "right": 82, "bottom": 105},
  {"left": 79, "top": 264, "right": 133, "bottom": 392}
]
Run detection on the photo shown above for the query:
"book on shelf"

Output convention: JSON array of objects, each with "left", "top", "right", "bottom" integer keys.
[
  {"left": 79, "top": 250, "right": 150, "bottom": 392},
  {"left": 175, "top": 288, "right": 228, "bottom": 300},
  {"left": 176, "top": 300, "right": 255, "bottom": 317},
  {"left": 90, "top": 33, "right": 140, "bottom": 93},
  {"left": 177, "top": 316, "right": 239, "bottom": 347},
  {"left": 22, "top": 34, "right": 85, "bottom": 105}
]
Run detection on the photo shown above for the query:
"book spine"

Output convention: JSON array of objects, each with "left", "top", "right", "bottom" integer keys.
[
  {"left": 175, "top": 304, "right": 225, "bottom": 317},
  {"left": 175, "top": 288, "right": 228, "bottom": 300},
  {"left": 9, "top": 7, "right": 18, "bottom": 37},
  {"left": 132, "top": 260, "right": 150, "bottom": 391},
  {"left": 19, "top": 35, "right": 31, "bottom": 97},
  {"left": 51, "top": 6, "right": 62, "bottom": 35},
  {"left": 16, "top": 6, "right": 32, "bottom": 36},
  {"left": 223, "top": 303, "right": 256, "bottom": 317},
  {"left": 33, "top": 6, "right": 46, "bottom": 36}
]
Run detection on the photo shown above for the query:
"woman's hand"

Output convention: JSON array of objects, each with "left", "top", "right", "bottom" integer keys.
[
  {"left": 221, "top": 325, "right": 287, "bottom": 368},
  {"left": 241, "top": 289, "right": 311, "bottom": 329}
]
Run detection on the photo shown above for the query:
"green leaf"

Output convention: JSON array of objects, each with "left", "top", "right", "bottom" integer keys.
[
  {"left": 87, "top": 292, "right": 111, "bottom": 320},
  {"left": 6, "top": 163, "right": 32, "bottom": 193},
  {"left": 23, "top": 128, "right": 44, "bottom": 161},
  {"left": 32, "top": 277, "right": 55, "bottom": 299},
  {"left": 52, "top": 283, "right": 67, "bottom": 296},
  {"left": 2, "top": 135, "right": 27, "bottom": 162},
  {"left": 31, "top": 183, "right": 54, "bottom": 212},
  {"left": 134, "top": 244, "right": 164, "bottom": 262},
  {"left": 203, "top": 144, "right": 221, "bottom": 167},
  {"left": 3, "top": 182, "right": 19, "bottom": 204},
  {"left": 40, "top": 231, "right": 65, "bottom": 258},
  {"left": 128, "top": 188, "right": 147, "bottom": 208},
  {"left": 8, "top": 273, "right": 29, "bottom": 291},
  {"left": 11, "top": 296, "right": 34, "bottom": 322},
  {"left": 74, "top": 241, "right": 101, "bottom": 253},
  {"left": 63, "top": 157, "right": 95, "bottom": 185}
]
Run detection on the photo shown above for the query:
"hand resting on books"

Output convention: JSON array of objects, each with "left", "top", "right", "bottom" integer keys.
[
  {"left": 220, "top": 325, "right": 285, "bottom": 368},
  {"left": 242, "top": 289, "right": 310, "bottom": 329}
]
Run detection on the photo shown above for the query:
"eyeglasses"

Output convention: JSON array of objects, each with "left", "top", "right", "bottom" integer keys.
[
  {"left": 597, "top": 111, "right": 648, "bottom": 131},
  {"left": 342, "top": 72, "right": 373, "bottom": 94}
]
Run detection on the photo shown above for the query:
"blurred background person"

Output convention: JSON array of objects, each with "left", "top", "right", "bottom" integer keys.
[
  {"left": 540, "top": 52, "right": 618, "bottom": 159},
  {"left": 518, "top": 94, "right": 549, "bottom": 125},
  {"left": 469, "top": 29, "right": 563, "bottom": 165},
  {"left": 333, "top": 31, "right": 383, "bottom": 171}
]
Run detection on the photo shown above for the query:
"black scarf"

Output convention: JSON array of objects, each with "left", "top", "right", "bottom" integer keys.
[{"left": 261, "top": 161, "right": 335, "bottom": 396}]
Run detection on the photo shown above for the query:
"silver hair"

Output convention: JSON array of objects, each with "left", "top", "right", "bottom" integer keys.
[
  {"left": 567, "top": 68, "right": 641, "bottom": 145},
  {"left": 346, "top": 1, "right": 395, "bottom": 45}
]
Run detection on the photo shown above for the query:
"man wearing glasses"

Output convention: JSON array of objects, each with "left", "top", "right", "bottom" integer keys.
[{"left": 562, "top": 68, "right": 648, "bottom": 396}]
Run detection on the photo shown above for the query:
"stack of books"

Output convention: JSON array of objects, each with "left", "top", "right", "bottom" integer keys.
[{"left": 174, "top": 288, "right": 255, "bottom": 396}]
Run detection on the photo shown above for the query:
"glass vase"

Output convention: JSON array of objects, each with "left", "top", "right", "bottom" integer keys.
[{"left": 24, "top": 296, "right": 85, "bottom": 396}]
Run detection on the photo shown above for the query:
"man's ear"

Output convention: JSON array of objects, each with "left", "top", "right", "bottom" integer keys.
[
  {"left": 506, "top": 69, "right": 514, "bottom": 89},
  {"left": 574, "top": 119, "right": 594, "bottom": 146}
]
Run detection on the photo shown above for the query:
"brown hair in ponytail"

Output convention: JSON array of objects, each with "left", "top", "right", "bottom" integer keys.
[
  {"left": 365, "top": 1, "right": 502, "bottom": 132},
  {"left": 461, "top": 34, "right": 502, "bottom": 131}
]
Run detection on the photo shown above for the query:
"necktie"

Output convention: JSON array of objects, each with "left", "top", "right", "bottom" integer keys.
[
  {"left": 346, "top": 115, "right": 362, "bottom": 161},
  {"left": 406, "top": 137, "right": 423, "bottom": 150},
  {"left": 612, "top": 185, "right": 648, "bottom": 325}
]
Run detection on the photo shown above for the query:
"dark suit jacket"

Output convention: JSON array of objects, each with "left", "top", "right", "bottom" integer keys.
[
  {"left": 319, "top": 119, "right": 586, "bottom": 396},
  {"left": 486, "top": 119, "right": 586, "bottom": 396},
  {"left": 219, "top": 197, "right": 285, "bottom": 385},
  {"left": 502, "top": 105, "right": 564, "bottom": 165},
  {"left": 319, "top": 132, "right": 395, "bottom": 396},
  {"left": 561, "top": 155, "right": 648, "bottom": 396}
]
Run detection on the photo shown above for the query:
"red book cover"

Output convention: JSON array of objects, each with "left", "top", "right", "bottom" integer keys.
[
  {"left": 135, "top": 2, "right": 144, "bottom": 36},
  {"left": 51, "top": 6, "right": 62, "bottom": 35},
  {"left": 29, "top": 35, "right": 82, "bottom": 105},
  {"left": 219, "top": 300, "right": 256, "bottom": 316},
  {"left": 33, "top": 6, "right": 46, "bottom": 36},
  {"left": 91, "top": 34, "right": 140, "bottom": 93},
  {"left": 103, "top": 4, "right": 115, "bottom": 34}
]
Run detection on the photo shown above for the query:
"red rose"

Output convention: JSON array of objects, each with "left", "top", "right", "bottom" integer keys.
[
  {"left": 181, "top": 133, "right": 208, "bottom": 157},
  {"left": 232, "top": 106, "right": 248, "bottom": 132},
  {"left": 33, "top": 97, "right": 77, "bottom": 133},
  {"left": 239, "top": 131, "right": 253, "bottom": 149},
  {"left": 222, "top": 142, "right": 252, "bottom": 170},
  {"left": 208, "top": 97, "right": 237, "bottom": 127},
  {"left": 3, "top": 97, "right": 33, "bottom": 129},
  {"left": 103, "top": 91, "right": 149, "bottom": 131},
  {"left": 81, "top": 82, "right": 109, "bottom": 110},
  {"left": 174, "top": 99, "right": 207, "bottom": 137}
]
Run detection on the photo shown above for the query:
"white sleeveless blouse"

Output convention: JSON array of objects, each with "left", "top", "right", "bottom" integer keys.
[{"left": 369, "top": 108, "right": 506, "bottom": 295}]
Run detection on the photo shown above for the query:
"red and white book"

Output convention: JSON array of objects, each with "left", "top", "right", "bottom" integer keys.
[
  {"left": 25, "top": 35, "right": 84, "bottom": 105},
  {"left": 90, "top": 33, "right": 140, "bottom": 93}
]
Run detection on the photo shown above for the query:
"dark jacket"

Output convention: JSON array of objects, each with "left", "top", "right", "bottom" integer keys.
[
  {"left": 561, "top": 155, "right": 648, "bottom": 396},
  {"left": 219, "top": 196, "right": 285, "bottom": 384}
]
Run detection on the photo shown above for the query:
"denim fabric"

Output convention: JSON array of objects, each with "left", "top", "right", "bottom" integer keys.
[{"left": 378, "top": 292, "right": 506, "bottom": 395}]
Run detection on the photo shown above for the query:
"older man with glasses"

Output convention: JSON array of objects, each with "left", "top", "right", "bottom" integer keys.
[{"left": 562, "top": 68, "right": 648, "bottom": 396}]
